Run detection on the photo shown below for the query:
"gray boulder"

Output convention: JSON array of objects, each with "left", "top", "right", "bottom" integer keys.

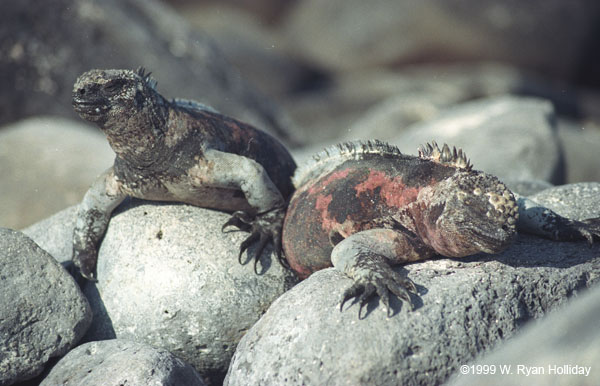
[
  {"left": 40, "top": 340, "right": 207, "bottom": 386},
  {"left": 49, "top": 200, "right": 297, "bottom": 383},
  {"left": 0, "top": 0, "right": 292, "bottom": 142},
  {"left": 22, "top": 206, "right": 78, "bottom": 267},
  {"left": 446, "top": 284, "right": 600, "bottom": 386},
  {"left": 392, "top": 96, "right": 564, "bottom": 184},
  {"left": 529, "top": 182, "right": 600, "bottom": 220},
  {"left": 0, "top": 117, "right": 113, "bottom": 229},
  {"left": 286, "top": 63, "right": 531, "bottom": 146},
  {"left": 0, "top": 228, "right": 92, "bottom": 386},
  {"left": 502, "top": 179, "right": 554, "bottom": 197},
  {"left": 225, "top": 237, "right": 600, "bottom": 386},
  {"left": 224, "top": 186, "right": 600, "bottom": 385}
]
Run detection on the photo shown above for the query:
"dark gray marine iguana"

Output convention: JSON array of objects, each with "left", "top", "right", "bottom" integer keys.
[
  {"left": 71, "top": 68, "right": 296, "bottom": 280},
  {"left": 282, "top": 140, "right": 600, "bottom": 316}
]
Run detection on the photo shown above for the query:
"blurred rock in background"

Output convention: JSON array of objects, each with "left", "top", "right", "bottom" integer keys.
[
  {"left": 283, "top": 0, "right": 600, "bottom": 81},
  {"left": 0, "top": 0, "right": 294, "bottom": 141},
  {"left": 0, "top": 117, "right": 114, "bottom": 229}
]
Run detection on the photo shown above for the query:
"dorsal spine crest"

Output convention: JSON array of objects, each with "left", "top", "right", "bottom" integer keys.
[
  {"left": 293, "top": 140, "right": 404, "bottom": 188},
  {"left": 135, "top": 66, "right": 158, "bottom": 90},
  {"left": 418, "top": 141, "right": 472, "bottom": 171}
]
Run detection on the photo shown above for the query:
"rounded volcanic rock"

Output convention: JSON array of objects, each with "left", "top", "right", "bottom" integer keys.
[
  {"left": 40, "top": 339, "right": 206, "bottom": 386},
  {"left": 0, "top": 228, "right": 92, "bottom": 385},
  {"left": 81, "top": 200, "right": 298, "bottom": 382}
]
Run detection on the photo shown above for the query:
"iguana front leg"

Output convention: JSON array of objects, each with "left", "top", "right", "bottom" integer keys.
[
  {"left": 73, "top": 167, "right": 126, "bottom": 280},
  {"left": 515, "top": 195, "right": 600, "bottom": 244},
  {"left": 332, "top": 228, "right": 426, "bottom": 317},
  {"left": 199, "top": 149, "right": 287, "bottom": 270}
]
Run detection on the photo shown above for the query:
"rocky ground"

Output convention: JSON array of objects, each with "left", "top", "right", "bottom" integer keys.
[{"left": 1, "top": 0, "right": 600, "bottom": 385}]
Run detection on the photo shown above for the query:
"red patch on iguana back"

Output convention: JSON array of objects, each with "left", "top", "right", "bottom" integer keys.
[
  {"left": 315, "top": 193, "right": 334, "bottom": 230},
  {"left": 354, "top": 170, "right": 419, "bottom": 208},
  {"left": 307, "top": 169, "right": 351, "bottom": 195},
  {"left": 309, "top": 168, "right": 354, "bottom": 234}
]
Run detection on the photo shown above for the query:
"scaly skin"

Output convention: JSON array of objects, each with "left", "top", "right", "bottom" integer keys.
[
  {"left": 282, "top": 141, "right": 600, "bottom": 316},
  {"left": 72, "top": 68, "right": 296, "bottom": 280}
]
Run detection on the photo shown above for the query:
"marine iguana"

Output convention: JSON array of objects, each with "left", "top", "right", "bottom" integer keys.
[
  {"left": 282, "top": 140, "right": 600, "bottom": 316},
  {"left": 71, "top": 68, "right": 296, "bottom": 280}
]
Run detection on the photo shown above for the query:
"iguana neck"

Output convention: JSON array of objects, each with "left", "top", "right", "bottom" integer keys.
[{"left": 102, "top": 95, "right": 171, "bottom": 169}]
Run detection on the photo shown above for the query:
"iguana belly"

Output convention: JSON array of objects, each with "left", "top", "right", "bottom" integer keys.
[{"left": 122, "top": 177, "right": 254, "bottom": 213}]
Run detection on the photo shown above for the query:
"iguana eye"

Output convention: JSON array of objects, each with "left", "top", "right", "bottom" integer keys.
[{"left": 104, "top": 79, "right": 126, "bottom": 94}]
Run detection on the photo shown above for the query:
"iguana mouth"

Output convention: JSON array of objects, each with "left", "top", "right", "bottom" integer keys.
[
  {"left": 72, "top": 97, "right": 109, "bottom": 116},
  {"left": 467, "top": 225, "right": 515, "bottom": 254}
]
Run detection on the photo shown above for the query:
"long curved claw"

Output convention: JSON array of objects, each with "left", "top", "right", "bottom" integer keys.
[
  {"left": 389, "top": 269, "right": 417, "bottom": 299},
  {"left": 72, "top": 250, "right": 99, "bottom": 283},
  {"left": 373, "top": 278, "right": 392, "bottom": 317},
  {"left": 253, "top": 233, "right": 270, "bottom": 274},
  {"left": 274, "top": 236, "right": 291, "bottom": 270},
  {"left": 339, "top": 263, "right": 416, "bottom": 317},
  {"left": 340, "top": 282, "right": 363, "bottom": 311},
  {"left": 553, "top": 217, "right": 600, "bottom": 246},
  {"left": 222, "top": 211, "right": 253, "bottom": 233},
  {"left": 579, "top": 218, "right": 600, "bottom": 246},
  {"left": 223, "top": 207, "right": 291, "bottom": 272},
  {"left": 80, "top": 270, "right": 98, "bottom": 283},
  {"left": 238, "top": 231, "right": 260, "bottom": 264},
  {"left": 357, "top": 283, "right": 377, "bottom": 319}
]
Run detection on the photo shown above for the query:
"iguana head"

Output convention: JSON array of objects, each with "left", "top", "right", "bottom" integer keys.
[
  {"left": 72, "top": 68, "right": 169, "bottom": 164},
  {"left": 414, "top": 169, "right": 518, "bottom": 257},
  {"left": 73, "top": 68, "right": 161, "bottom": 125}
]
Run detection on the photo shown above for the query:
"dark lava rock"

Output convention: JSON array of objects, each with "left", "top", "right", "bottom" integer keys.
[{"left": 528, "top": 182, "right": 600, "bottom": 220}]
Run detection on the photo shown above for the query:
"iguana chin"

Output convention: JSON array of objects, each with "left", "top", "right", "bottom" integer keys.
[
  {"left": 71, "top": 68, "right": 296, "bottom": 280},
  {"left": 282, "top": 140, "right": 600, "bottom": 316}
]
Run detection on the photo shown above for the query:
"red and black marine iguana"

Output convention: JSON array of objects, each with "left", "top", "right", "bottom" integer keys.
[{"left": 282, "top": 140, "right": 600, "bottom": 315}]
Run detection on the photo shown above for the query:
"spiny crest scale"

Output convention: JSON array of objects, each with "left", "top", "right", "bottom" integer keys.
[
  {"left": 418, "top": 141, "right": 472, "bottom": 171},
  {"left": 293, "top": 140, "right": 404, "bottom": 188},
  {"left": 135, "top": 66, "right": 157, "bottom": 90},
  {"left": 316, "top": 140, "right": 403, "bottom": 161}
]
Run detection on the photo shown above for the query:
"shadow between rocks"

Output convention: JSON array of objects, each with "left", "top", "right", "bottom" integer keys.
[{"left": 80, "top": 280, "right": 117, "bottom": 343}]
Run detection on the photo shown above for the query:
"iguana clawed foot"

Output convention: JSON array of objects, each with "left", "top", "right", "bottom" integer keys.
[
  {"left": 339, "top": 255, "right": 417, "bottom": 318},
  {"left": 552, "top": 217, "right": 600, "bottom": 246},
  {"left": 72, "top": 249, "right": 99, "bottom": 283},
  {"left": 222, "top": 207, "right": 290, "bottom": 273}
]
